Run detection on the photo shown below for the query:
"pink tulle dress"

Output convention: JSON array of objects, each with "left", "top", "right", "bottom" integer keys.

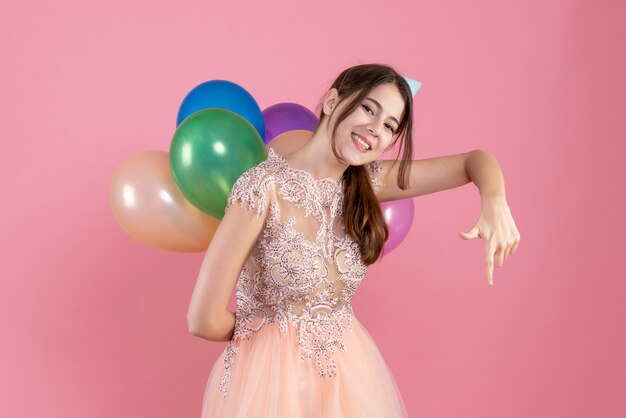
[{"left": 201, "top": 148, "right": 408, "bottom": 417}]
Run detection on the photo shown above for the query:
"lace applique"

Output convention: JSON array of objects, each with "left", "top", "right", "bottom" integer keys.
[
  {"left": 218, "top": 342, "right": 238, "bottom": 395},
  {"left": 296, "top": 303, "right": 354, "bottom": 377},
  {"left": 225, "top": 160, "right": 273, "bottom": 217},
  {"left": 366, "top": 159, "right": 384, "bottom": 191},
  {"left": 219, "top": 148, "right": 379, "bottom": 397}
]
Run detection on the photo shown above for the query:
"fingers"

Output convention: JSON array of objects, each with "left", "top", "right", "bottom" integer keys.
[
  {"left": 485, "top": 241, "right": 495, "bottom": 286},
  {"left": 460, "top": 224, "right": 481, "bottom": 240},
  {"left": 504, "top": 244, "right": 513, "bottom": 259},
  {"left": 503, "top": 237, "right": 517, "bottom": 260},
  {"left": 486, "top": 234, "right": 521, "bottom": 286},
  {"left": 510, "top": 234, "right": 521, "bottom": 254},
  {"left": 494, "top": 245, "right": 505, "bottom": 267},
  {"left": 471, "top": 205, "right": 521, "bottom": 287}
]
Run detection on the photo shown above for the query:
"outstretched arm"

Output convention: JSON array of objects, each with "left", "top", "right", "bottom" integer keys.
[
  {"left": 375, "top": 150, "right": 521, "bottom": 286},
  {"left": 375, "top": 150, "right": 476, "bottom": 201}
]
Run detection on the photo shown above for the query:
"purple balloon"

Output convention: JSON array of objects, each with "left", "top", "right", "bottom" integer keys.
[
  {"left": 262, "top": 102, "right": 319, "bottom": 144},
  {"left": 380, "top": 198, "right": 415, "bottom": 254}
]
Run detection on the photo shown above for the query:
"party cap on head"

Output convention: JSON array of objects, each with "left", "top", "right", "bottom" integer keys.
[{"left": 402, "top": 75, "right": 422, "bottom": 97}]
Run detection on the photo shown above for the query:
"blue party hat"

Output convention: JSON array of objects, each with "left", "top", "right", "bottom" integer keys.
[{"left": 403, "top": 75, "right": 422, "bottom": 97}]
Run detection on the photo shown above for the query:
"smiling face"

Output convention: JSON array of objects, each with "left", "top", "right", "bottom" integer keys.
[{"left": 325, "top": 82, "right": 406, "bottom": 166}]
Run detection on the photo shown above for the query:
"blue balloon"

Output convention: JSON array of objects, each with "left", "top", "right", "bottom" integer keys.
[{"left": 176, "top": 80, "right": 265, "bottom": 140}]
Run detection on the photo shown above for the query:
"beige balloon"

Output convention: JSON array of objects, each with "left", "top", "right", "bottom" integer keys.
[
  {"left": 109, "top": 150, "right": 218, "bottom": 252},
  {"left": 266, "top": 130, "right": 312, "bottom": 156}
]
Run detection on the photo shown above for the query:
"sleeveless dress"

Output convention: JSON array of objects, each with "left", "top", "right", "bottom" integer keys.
[{"left": 201, "top": 148, "right": 409, "bottom": 417}]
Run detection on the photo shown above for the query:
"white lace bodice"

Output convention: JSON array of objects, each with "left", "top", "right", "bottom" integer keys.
[{"left": 218, "top": 148, "right": 383, "bottom": 397}]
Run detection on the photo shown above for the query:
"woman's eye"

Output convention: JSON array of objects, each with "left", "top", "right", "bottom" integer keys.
[{"left": 363, "top": 104, "right": 395, "bottom": 133}]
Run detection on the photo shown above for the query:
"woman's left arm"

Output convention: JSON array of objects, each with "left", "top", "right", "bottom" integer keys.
[
  {"left": 457, "top": 150, "right": 521, "bottom": 286},
  {"left": 375, "top": 150, "right": 521, "bottom": 286}
]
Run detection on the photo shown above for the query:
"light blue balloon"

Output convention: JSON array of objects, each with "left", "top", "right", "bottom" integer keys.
[{"left": 176, "top": 80, "right": 265, "bottom": 139}]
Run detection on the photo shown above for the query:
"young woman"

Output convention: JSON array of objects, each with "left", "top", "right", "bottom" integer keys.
[{"left": 187, "top": 63, "right": 521, "bottom": 417}]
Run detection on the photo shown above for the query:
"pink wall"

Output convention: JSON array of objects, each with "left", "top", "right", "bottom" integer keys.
[{"left": 1, "top": 0, "right": 624, "bottom": 417}]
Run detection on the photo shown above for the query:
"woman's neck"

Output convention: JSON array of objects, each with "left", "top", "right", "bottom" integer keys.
[{"left": 282, "top": 130, "right": 348, "bottom": 182}]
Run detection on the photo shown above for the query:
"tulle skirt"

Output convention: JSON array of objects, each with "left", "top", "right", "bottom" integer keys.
[{"left": 201, "top": 313, "right": 409, "bottom": 418}]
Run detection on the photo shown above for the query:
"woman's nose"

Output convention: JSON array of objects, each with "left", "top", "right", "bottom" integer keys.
[{"left": 367, "top": 122, "right": 382, "bottom": 137}]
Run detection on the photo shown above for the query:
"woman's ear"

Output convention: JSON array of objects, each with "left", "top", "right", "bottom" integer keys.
[{"left": 322, "top": 88, "right": 339, "bottom": 116}]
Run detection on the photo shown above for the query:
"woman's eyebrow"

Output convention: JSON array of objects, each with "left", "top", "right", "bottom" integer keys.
[{"left": 364, "top": 97, "right": 400, "bottom": 125}]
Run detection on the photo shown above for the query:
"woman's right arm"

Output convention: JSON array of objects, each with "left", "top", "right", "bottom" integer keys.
[{"left": 186, "top": 201, "right": 267, "bottom": 342}]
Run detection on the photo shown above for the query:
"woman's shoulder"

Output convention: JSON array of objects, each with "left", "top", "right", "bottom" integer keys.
[
  {"left": 226, "top": 149, "right": 283, "bottom": 215},
  {"left": 233, "top": 148, "right": 283, "bottom": 186}
]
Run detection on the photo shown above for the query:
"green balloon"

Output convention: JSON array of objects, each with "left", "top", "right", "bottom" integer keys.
[{"left": 170, "top": 108, "right": 266, "bottom": 219}]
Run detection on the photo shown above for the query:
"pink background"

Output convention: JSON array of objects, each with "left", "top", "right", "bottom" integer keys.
[{"left": 1, "top": 0, "right": 625, "bottom": 417}]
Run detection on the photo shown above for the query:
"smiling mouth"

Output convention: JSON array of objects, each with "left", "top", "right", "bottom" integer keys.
[{"left": 351, "top": 133, "right": 370, "bottom": 150}]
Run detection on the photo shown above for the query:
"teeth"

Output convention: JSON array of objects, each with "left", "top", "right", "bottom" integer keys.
[{"left": 351, "top": 133, "right": 370, "bottom": 150}]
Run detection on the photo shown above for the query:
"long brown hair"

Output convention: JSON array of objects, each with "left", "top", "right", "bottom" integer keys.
[{"left": 316, "top": 63, "right": 414, "bottom": 265}]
